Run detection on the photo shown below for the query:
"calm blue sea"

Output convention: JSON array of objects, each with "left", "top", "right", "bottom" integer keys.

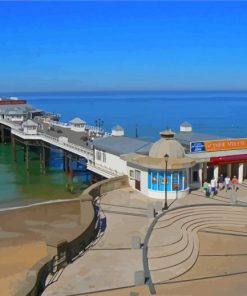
[
  {"left": 4, "top": 91, "right": 247, "bottom": 140},
  {"left": 1, "top": 91, "right": 247, "bottom": 208}
]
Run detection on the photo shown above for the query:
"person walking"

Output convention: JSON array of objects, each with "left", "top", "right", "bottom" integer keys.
[
  {"left": 218, "top": 174, "right": 224, "bottom": 190},
  {"left": 232, "top": 176, "right": 239, "bottom": 192},
  {"left": 210, "top": 177, "right": 217, "bottom": 197},
  {"left": 225, "top": 176, "right": 231, "bottom": 192},
  {"left": 203, "top": 180, "right": 210, "bottom": 197}
]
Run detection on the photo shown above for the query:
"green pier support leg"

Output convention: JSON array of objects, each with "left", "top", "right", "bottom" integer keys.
[
  {"left": 1, "top": 125, "right": 4, "bottom": 143},
  {"left": 40, "top": 150, "right": 43, "bottom": 174},
  {"left": 11, "top": 135, "right": 17, "bottom": 162},
  {"left": 26, "top": 145, "right": 29, "bottom": 172},
  {"left": 69, "top": 158, "right": 74, "bottom": 181},
  {"left": 42, "top": 144, "right": 46, "bottom": 175},
  {"left": 65, "top": 154, "right": 69, "bottom": 175}
]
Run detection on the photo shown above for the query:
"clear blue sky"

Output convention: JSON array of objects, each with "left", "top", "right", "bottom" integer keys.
[{"left": 0, "top": 1, "right": 247, "bottom": 92}]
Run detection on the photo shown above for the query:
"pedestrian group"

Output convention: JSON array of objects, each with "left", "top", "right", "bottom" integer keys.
[{"left": 203, "top": 174, "right": 239, "bottom": 197}]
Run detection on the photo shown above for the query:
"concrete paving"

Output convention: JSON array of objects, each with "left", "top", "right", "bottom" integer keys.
[
  {"left": 43, "top": 188, "right": 151, "bottom": 296},
  {"left": 0, "top": 199, "right": 93, "bottom": 296},
  {"left": 42, "top": 184, "right": 247, "bottom": 296}
]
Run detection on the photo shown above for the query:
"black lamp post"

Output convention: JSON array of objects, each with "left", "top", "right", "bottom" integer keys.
[
  {"left": 95, "top": 118, "right": 104, "bottom": 130},
  {"left": 164, "top": 153, "right": 169, "bottom": 210}
]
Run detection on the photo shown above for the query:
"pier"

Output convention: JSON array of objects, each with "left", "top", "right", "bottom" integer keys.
[{"left": 0, "top": 116, "right": 119, "bottom": 184}]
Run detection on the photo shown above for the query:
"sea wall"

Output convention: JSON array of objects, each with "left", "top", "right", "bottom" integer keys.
[{"left": 13, "top": 175, "right": 129, "bottom": 296}]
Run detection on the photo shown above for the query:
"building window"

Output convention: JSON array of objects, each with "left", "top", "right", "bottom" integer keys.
[
  {"left": 184, "top": 170, "right": 188, "bottom": 189},
  {"left": 102, "top": 152, "right": 106, "bottom": 162},
  {"left": 148, "top": 169, "right": 188, "bottom": 192},
  {"left": 148, "top": 169, "right": 171, "bottom": 191},
  {"left": 179, "top": 171, "right": 183, "bottom": 190},
  {"left": 129, "top": 170, "right": 135, "bottom": 179},
  {"left": 193, "top": 171, "right": 199, "bottom": 182},
  {"left": 172, "top": 171, "right": 179, "bottom": 191},
  {"left": 96, "top": 150, "right": 101, "bottom": 161}
]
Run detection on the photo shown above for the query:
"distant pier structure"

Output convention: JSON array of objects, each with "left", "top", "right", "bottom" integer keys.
[{"left": 0, "top": 96, "right": 114, "bottom": 185}]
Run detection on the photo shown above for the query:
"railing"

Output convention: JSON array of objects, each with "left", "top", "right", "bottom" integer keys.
[
  {"left": 39, "top": 118, "right": 111, "bottom": 137},
  {"left": 0, "top": 118, "right": 22, "bottom": 130},
  {"left": 1, "top": 118, "right": 94, "bottom": 159},
  {"left": 87, "top": 160, "right": 123, "bottom": 178},
  {"left": 40, "top": 133, "right": 93, "bottom": 159},
  {"left": 39, "top": 118, "right": 70, "bottom": 128}
]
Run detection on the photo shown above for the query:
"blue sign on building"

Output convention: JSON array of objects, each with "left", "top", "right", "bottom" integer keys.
[{"left": 190, "top": 141, "right": 206, "bottom": 153}]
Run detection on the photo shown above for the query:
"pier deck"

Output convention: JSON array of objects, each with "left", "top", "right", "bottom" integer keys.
[{"left": 0, "top": 117, "right": 119, "bottom": 178}]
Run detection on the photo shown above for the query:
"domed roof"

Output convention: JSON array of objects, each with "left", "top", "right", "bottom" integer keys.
[
  {"left": 149, "top": 129, "right": 185, "bottom": 159},
  {"left": 180, "top": 121, "right": 192, "bottom": 127},
  {"left": 112, "top": 124, "right": 124, "bottom": 131}
]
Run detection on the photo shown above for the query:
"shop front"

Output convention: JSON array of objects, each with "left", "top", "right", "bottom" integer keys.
[{"left": 188, "top": 138, "right": 247, "bottom": 184}]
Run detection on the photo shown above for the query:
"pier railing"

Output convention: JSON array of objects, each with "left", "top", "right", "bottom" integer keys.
[
  {"left": 87, "top": 160, "right": 122, "bottom": 178},
  {"left": 1, "top": 119, "right": 94, "bottom": 160},
  {"left": 41, "top": 133, "right": 93, "bottom": 160},
  {"left": 38, "top": 117, "right": 111, "bottom": 137}
]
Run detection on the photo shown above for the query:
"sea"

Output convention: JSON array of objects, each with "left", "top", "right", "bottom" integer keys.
[{"left": 1, "top": 91, "right": 247, "bottom": 208}]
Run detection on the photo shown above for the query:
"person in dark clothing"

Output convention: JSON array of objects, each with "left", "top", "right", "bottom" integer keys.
[{"left": 218, "top": 174, "right": 224, "bottom": 190}]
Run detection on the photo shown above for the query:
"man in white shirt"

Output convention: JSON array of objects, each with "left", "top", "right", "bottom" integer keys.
[
  {"left": 225, "top": 176, "right": 231, "bottom": 192},
  {"left": 210, "top": 178, "right": 217, "bottom": 197}
]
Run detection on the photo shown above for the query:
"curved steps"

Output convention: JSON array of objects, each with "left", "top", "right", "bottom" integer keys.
[{"left": 147, "top": 205, "right": 247, "bottom": 284}]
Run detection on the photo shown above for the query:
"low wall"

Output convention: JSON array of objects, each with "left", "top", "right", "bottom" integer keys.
[
  {"left": 81, "top": 175, "right": 130, "bottom": 200},
  {"left": 15, "top": 175, "right": 129, "bottom": 296}
]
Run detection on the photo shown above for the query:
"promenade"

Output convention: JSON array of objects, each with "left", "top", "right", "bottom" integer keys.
[
  {"left": 0, "top": 199, "right": 94, "bottom": 296},
  {"left": 43, "top": 184, "right": 247, "bottom": 296},
  {"left": 43, "top": 188, "right": 151, "bottom": 296}
]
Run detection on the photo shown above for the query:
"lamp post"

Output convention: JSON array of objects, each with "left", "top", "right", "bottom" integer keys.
[
  {"left": 164, "top": 154, "right": 169, "bottom": 210},
  {"left": 95, "top": 118, "right": 104, "bottom": 130}
]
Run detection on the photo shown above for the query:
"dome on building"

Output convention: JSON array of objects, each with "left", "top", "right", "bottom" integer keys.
[
  {"left": 149, "top": 129, "right": 185, "bottom": 159},
  {"left": 181, "top": 121, "right": 192, "bottom": 127},
  {"left": 112, "top": 124, "right": 124, "bottom": 131},
  {"left": 112, "top": 124, "right": 124, "bottom": 136},
  {"left": 180, "top": 121, "right": 192, "bottom": 132}
]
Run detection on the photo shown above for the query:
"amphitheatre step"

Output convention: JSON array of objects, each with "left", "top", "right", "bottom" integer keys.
[
  {"left": 147, "top": 205, "right": 247, "bottom": 284},
  {"left": 149, "top": 218, "right": 247, "bottom": 270},
  {"left": 150, "top": 209, "right": 247, "bottom": 249},
  {"left": 157, "top": 205, "right": 247, "bottom": 223},
  {"left": 155, "top": 208, "right": 247, "bottom": 229}
]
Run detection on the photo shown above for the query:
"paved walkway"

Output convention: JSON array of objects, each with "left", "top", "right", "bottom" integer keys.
[
  {"left": 43, "top": 188, "right": 151, "bottom": 296},
  {"left": 0, "top": 199, "right": 93, "bottom": 296},
  {"left": 148, "top": 183, "right": 247, "bottom": 296},
  {"left": 42, "top": 184, "right": 247, "bottom": 296}
]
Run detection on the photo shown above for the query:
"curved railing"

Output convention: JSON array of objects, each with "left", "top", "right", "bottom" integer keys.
[{"left": 15, "top": 175, "right": 129, "bottom": 296}]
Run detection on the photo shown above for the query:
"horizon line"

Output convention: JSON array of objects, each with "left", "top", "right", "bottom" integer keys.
[{"left": 1, "top": 89, "right": 247, "bottom": 94}]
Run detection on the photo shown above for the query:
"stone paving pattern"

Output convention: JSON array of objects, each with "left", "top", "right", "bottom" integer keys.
[{"left": 44, "top": 183, "right": 247, "bottom": 296}]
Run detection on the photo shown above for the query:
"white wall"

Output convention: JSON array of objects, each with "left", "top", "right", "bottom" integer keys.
[
  {"left": 23, "top": 126, "right": 37, "bottom": 135},
  {"left": 94, "top": 149, "right": 127, "bottom": 175},
  {"left": 140, "top": 169, "right": 149, "bottom": 195},
  {"left": 5, "top": 115, "right": 24, "bottom": 122},
  {"left": 147, "top": 188, "right": 189, "bottom": 199},
  {"left": 70, "top": 125, "right": 85, "bottom": 132},
  {"left": 127, "top": 166, "right": 136, "bottom": 189}
]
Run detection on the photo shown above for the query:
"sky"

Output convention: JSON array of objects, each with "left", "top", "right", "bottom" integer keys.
[{"left": 0, "top": 1, "right": 247, "bottom": 92}]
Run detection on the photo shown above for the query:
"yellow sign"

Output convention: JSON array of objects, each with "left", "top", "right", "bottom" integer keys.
[{"left": 204, "top": 139, "right": 247, "bottom": 152}]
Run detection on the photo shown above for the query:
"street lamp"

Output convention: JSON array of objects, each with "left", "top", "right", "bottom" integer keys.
[
  {"left": 164, "top": 153, "right": 169, "bottom": 210},
  {"left": 95, "top": 118, "right": 104, "bottom": 129}
]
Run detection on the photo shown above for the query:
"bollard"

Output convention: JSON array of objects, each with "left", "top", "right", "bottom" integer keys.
[
  {"left": 130, "top": 236, "right": 141, "bottom": 249},
  {"left": 134, "top": 270, "right": 145, "bottom": 286},
  {"left": 147, "top": 203, "right": 156, "bottom": 218},
  {"left": 154, "top": 201, "right": 163, "bottom": 213},
  {"left": 130, "top": 292, "right": 139, "bottom": 296}
]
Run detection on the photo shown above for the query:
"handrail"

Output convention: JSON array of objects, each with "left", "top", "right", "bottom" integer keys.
[
  {"left": 2, "top": 118, "right": 94, "bottom": 158},
  {"left": 87, "top": 160, "right": 122, "bottom": 177}
]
